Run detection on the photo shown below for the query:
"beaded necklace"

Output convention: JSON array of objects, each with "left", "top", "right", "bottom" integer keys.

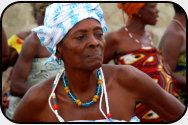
[
  {"left": 48, "top": 68, "right": 112, "bottom": 122},
  {"left": 124, "top": 27, "right": 154, "bottom": 48},
  {"left": 62, "top": 69, "right": 102, "bottom": 107}
]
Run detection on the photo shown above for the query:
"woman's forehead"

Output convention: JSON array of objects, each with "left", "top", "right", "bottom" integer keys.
[{"left": 68, "top": 19, "right": 102, "bottom": 34}]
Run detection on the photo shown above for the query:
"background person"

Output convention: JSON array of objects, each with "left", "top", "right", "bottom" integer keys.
[
  {"left": 159, "top": 3, "right": 186, "bottom": 105},
  {"left": 5, "top": 3, "right": 62, "bottom": 119},
  {"left": 103, "top": 3, "right": 180, "bottom": 122}
]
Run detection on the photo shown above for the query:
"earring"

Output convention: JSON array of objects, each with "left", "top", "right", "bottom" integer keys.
[{"left": 59, "top": 58, "right": 61, "bottom": 65}]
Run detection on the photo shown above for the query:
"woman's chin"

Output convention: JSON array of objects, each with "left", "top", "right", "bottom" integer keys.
[{"left": 85, "top": 62, "right": 102, "bottom": 71}]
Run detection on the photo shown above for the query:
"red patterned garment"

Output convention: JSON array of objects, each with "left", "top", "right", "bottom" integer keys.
[{"left": 114, "top": 47, "right": 179, "bottom": 122}]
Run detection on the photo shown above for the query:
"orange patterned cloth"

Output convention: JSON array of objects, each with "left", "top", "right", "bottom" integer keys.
[
  {"left": 114, "top": 47, "right": 179, "bottom": 122},
  {"left": 117, "top": 3, "right": 145, "bottom": 23}
]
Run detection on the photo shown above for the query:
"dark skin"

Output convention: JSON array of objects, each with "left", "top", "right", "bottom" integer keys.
[
  {"left": 2, "top": 27, "right": 9, "bottom": 72},
  {"left": 10, "top": 32, "right": 51, "bottom": 97},
  {"left": 10, "top": 8, "right": 51, "bottom": 97},
  {"left": 103, "top": 3, "right": 159, "bottom": 63},
  {"left": 159, "top": 11, "right": 186, "bottom": 91},
  {"left": 3, "top": 7, "right": 45, "bottom": 69},
  {"left": 8, "top": 31, "right": 31, "bottom": 67},
  {"left": 13, "top": 19, "right": 185, "bottom": 122}
]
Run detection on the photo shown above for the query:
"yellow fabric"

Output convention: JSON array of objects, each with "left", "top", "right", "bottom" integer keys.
[
  {"left": 117, "top": 3, "right": 145, "bottom": 23},
  {"left": 8, "top": 35, "right": 24, "bottom": 54}
]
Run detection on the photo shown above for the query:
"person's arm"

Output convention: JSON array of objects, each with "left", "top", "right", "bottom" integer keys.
[
  {"left": 12, "top": 77, "right": 54, "bottom": 122},
  {"left": 10, "top": 32, "right": 40, "bottom": 97},
  {"left": 119, "top": 66, "right": 185, "bottom": 122},
  {"left": 7, "top": 31, "right": 31, "bottom": 66},
  {"left": 8, "top": 46, "right": 19, "bottom": 66},
  {"left": 103, "top": 32, "right": 118, "bottom": 64},
  {"left": 172, "top": 72, "right": 186, "bottom": 91},
  {"left": 160, "top": 29, "right": 186, "bottom": 88},
  {"left": 160, "top": 30, "right": 182, "bottom": 71},
  {"left": 2, "top": 27, "right": 10, "bottom": 71}
]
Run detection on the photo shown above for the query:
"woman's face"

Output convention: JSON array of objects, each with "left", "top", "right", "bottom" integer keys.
[
  {"left": 139, "top": 3, "right": 159, "bottom": 25},
  {"left": 57, "top": 18, "right": 105, "bottom": 70}
]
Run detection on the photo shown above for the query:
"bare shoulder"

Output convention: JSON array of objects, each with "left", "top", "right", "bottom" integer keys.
[
  {"left": 12, "top": 76, "right": 56, "bottom": 122},
  {"left": 16, "top": 76, "right": 55, "bottom": 112},
  {"left": 20, "top": 32, "right": 41, "bottom": 58},
  {"left": 159, "top": 25, "right": 182, "bottom": 50},
  {"left": 102, "top": 64, "right": 154, "bottom": 92},
  {"left": 102, "top": 64, "right": 143, "bottom": 85},
  {"left": 105, "top": 29, "right": 121, "bottom": 44},
  {"left": 163, "top": 24, "right": 184, "bottom": 44},
  {"left": 24, "top": 76, "right": 55, "bottom": 105},
  {"left": 101, "top": 64, "right": 161, "bottom": 101},
  {"left": 16, "top": 31, "right": 31, "bottom": 40},
  {"left": 24, "top": 31, "right": 40, "bottom": 45}
]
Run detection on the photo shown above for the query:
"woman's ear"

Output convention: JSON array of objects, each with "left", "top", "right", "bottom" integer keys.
[{"left": 55, "top": 42, "right": 62, "bottom": 59}]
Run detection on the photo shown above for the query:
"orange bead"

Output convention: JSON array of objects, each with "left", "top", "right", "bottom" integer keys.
[
  {"left": 65, "top": 89, "right": 70, "bottom": 93},
  {"left": 76, "top": 99, "right": 81, "bottom": 104},
  {"left": 77, "top": 101, "right": 82, "bottom": 106},
  {"left": 98, "top": 79, "right": 102, "bottom": 84},
  {"left": 94, "top": 95, "right": 99, "bottom": 99},
  {"left": 93, "top": 98, "right": 97, "bottom": 102}
]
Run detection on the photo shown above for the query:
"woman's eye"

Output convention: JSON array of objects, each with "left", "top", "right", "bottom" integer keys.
[
  {"left": 76, "top": 35, "right": 85, "bottom": 40},
  {"left": 95, "top": 32, "right": 103, "bottom": 38}
]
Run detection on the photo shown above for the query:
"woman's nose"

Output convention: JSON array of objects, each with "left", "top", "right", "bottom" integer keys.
[{"left": 88, "top": 35, "right": 99, "bottom": 48}]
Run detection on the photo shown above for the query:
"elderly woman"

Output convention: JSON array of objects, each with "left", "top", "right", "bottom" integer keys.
[
  {"left": 103, "top": 3, "right": 181, "bottom": 122},
  {"left": 12, "top": 3, "right": 184, "bottom": 122}
]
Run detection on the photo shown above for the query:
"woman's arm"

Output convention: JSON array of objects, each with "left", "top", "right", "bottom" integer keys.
[{"left": 119, "top": 66, "right": 185, "bottom": 122}]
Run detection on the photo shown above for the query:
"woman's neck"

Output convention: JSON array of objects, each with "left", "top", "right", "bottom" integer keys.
[
  {"left": 63, "top": 67, "right": 98, "bottom": 94},
  {"left": 126, "top": 20, "right": 146, "bottom": 35}
]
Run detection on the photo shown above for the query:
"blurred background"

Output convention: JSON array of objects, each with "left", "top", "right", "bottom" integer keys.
[{"left": 2, "top": 2, "right": 176, "bottom": 86}]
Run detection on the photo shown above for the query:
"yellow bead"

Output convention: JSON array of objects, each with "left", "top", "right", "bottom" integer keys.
[
  {"left": 76, "top": 99, "right": 82, "bottom": 106},
  {"left": 76, "top": 99, "right": 81, "bottom": 104},
  {"left": 98, "top": 79, "right": 102, "bottom": 84},
  {"left": 93, "top": 98, "right": 97, "bottom": 102},
  {"left": 94, "top": 95, "right": 99, "bottom": 99},
  {"left": 98, "top": 79, "right": 102, "bottom": 82},
  {"left": 77, "top": 101, "right": 82, "bottom": 106},
  {"left": 52, "top": 95, "right": 56, "bottom": 99},
  {"left": 65, "top": 89, "right": 70, "bottom": 93},
  {"left": 64, "top": 87, "right": 70, "bottom": 93},
  {"left": 64, "top": 87, "right": 69, "bottom": 91}
]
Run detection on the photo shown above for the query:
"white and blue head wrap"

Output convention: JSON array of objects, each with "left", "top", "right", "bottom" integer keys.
[{"left": 32, "top": 3, "right": 107, "bottom": 66}]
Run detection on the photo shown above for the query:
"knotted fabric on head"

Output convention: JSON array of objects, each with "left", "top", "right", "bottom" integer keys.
[
  {"left": 32, "top": 3, "right": 107, "bottom": 66},
  {"left": 117, "top": 3, "right": 145, "bottom": 23}
]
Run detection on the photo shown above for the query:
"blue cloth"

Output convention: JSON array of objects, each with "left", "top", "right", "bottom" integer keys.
[
  {"left": 32, "top": 3, "right": 107, "bottom": 66},
  {"left": 69, "top": 116, "right": 140, "bottom": 122}
]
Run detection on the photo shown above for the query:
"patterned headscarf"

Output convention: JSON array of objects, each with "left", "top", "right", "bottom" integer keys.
[
  {"left": 32, "top": 3, "right": 107, "bottom": 66},
  {"left": 117, "top": 3, "right": 146, "bottom": 23}
]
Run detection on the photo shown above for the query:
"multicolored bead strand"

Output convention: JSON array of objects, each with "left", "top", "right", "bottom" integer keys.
[
  {"left": 51, "top": 84, "right": 58, "bottom": 110},
  {"left": 62, "top": 69, "right": 102, "bottom": 107},
  {"left": 49, "top": 68, "right": 113, "bottom": 122}
]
